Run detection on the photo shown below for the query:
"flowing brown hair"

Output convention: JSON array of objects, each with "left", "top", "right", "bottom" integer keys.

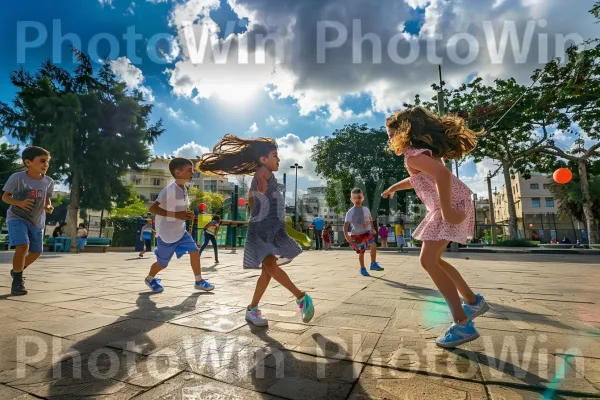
[
  {"left": 195, "top": 134, "right": 278, "bottom": 175},
  {"left": 386, "top": 107, "right": 483, "bottom": 160}
]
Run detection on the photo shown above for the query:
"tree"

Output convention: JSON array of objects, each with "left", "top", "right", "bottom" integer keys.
[
  {"left": 0, "top": 141, "right": 23, "bottom": 224},
  {"left": 189, "top": 188, "right": 224, "bottom": 214},
  {"left": 0, "top": 49, "right": 164, "bottom": 244},
  {"left": 311, "top": 123, "right": 409, "bottom": 216},
  {"left": 111, "top": 188, "right": 149, "bottom": 218}
]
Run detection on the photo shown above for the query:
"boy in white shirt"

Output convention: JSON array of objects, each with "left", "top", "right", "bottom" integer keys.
[{"left": 144, "top": 158, "right": 214, "bottom": 293}]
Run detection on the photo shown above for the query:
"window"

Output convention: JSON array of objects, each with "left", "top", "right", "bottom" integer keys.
[
  {"left": 150, "top": 193, "right": 159, "bottom": 201},
  {"left": 532, "top": 198, "right": 541, "bottom": 208},
  {"left": 530, "top": 183, "right": 539, "bottom": 190},
  {"left": 204, "top": 181, "right": 217, "bottom": 192},
  {"left": 133, "top": 178, "right": 141, "bottom": 185},
  {"left": 152, "top": 178, "right": 161, "bottom": 186},
  {"left": 546, "top": 197, "right": 555, "bottom": 207},
  {"left": 543, "top": 184, "right": 550, "bottom": 189}
]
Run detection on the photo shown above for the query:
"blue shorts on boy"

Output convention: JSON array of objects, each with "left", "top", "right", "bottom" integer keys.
[
  {"left": 2, "top": 171, "right": 54, "bottom": 253},
  {"left": 153, "top": 182, "right": 197, "bottom": 267}
]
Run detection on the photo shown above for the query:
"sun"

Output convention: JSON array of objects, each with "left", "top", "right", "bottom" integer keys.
[{"left": 214, "top": 84, "right": 261, "bottom": 105}]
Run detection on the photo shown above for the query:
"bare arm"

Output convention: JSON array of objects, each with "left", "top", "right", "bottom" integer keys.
[
  {"left": 247, "top": 188, "right": 253, "bottom": 213},
  {"left": 2, "top": 192, "right": 34, "bottom": 211},
  {"left": 149, "top": 201, "right": 191, "bottom": 221},
  {"left": 406, "top": 154, "right": 465, "bottom": 225},
  {"left": 255, "top": 168, "right": 270, "bottom": 195},
  {"left": 382, "top": 178, "right": 413, "bottom": 199},
  {"left": 343, "top": 221, "right": 352, "bottom": 243}
]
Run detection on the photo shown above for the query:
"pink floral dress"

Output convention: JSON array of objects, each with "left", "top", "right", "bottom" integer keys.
[{"left": 404, "top": 147, "right": 474, "bottom": 244}]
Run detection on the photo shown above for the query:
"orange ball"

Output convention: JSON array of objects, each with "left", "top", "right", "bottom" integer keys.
[{"left": 553, "top": 168, "right": 572, "bottom": 184}]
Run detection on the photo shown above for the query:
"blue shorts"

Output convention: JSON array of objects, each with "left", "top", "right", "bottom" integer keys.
[
  {"left": 76, "top": 237, "right": 87, "bottom": 250},
  {"left": 8, "top": 219, "right": 44, "bottom": 254},
  {"left": 154, "top": 231, "right": 198, "bottom": 267}
]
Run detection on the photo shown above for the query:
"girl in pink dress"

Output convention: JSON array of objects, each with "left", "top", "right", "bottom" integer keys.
[{"left": 382, "top": 107, "right": 490, "bottom": 348}]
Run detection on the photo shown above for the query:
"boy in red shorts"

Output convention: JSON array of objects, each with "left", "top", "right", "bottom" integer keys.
[{"left": 343, "top": 188, "right": 384, "bottom": 277}]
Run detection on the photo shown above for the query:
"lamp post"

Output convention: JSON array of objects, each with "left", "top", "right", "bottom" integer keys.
[
  {"left": 473, "top": 194, "right": 478, "bottom": 239},
  {"left": 290, "top": 163, "right": 303, "bottom": 225}
]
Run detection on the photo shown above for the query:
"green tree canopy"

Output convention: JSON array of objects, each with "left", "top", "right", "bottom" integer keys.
[
  {"left": 0, "top": 49, "right": 164, "bottom": 242},
  {"left": 311, "top": 123, "right": 409, "bottom": 216},
  {"left": 0, "top": 141, "right": 23, "bottom": 221},
  {"left": 189, "top": 188, "right": 224, "bottom": 215}
]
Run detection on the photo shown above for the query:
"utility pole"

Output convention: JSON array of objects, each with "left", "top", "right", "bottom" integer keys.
[
  {"left": 438, "top": 65, "right": 459, "bottom": 252},
  {"left": 486, "top": 171, "right": 497, "bottom": 244},
  {"left": 283, "top": 173, "right": 287, "bottom": 208}
]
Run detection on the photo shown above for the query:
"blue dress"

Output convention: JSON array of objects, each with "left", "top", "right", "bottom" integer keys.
[{"left": 243, "top": 167, "right": 302, "bottom": 268}]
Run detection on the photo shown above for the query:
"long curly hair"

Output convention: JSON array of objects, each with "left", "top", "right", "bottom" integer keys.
[
  {"left": 386, "top": 107, "right": 482, "bottom": 160},
  {"left": 195, "top": 134, "right": 278, "bottom": 175}
]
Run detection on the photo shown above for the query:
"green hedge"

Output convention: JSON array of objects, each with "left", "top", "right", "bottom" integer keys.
[
  {"left": 495, "top": 238, "right": 538, "bottom": 247},
  {"left": 105, "top": 216, "right": 138, "bottom": 247}
]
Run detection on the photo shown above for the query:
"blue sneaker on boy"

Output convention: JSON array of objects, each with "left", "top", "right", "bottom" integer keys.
[
  {"left": 145, "top": 277, "right": 164, "bottom": 293},
  {"left": 370, "top": 262, "right": 384, "bottom": 271},
  {"left": 195, "top": 279, "right": 215, "bottom": 291},
  {"left": 436, "top": 321, "right": 479, "bottom": 348},
  {"left": 462, "top": 293, "right": 490, "bottom": 321},
  {"left": 360, "top": 268, "right": 370, "bottom": 277}
]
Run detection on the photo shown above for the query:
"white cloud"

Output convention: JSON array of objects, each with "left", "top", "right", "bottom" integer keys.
[
  {"left": 98, "top": 0, "right": 115, "bottom": 8},
  {"left": 275, "top": 133, "right": 323, "bottom": 183},
  {"left": 125, "top": 3, "right": 136, "bottom": 15},
  {"left": 165, "top": 107, "right": 199, "bottom": 127},
  {"left": 459, "top": 158, "right": 501, "bottom": 198},
  {"left": 159, "top": 35, "right": 181, "bottom": 63},
  {"left": 266, "top": 116, "right": 288, "bottom": 127},
  {"left": 147, "top": 0, "right": 168, "bottom": 2},
  {"left": 247, "top": 122, "right": 259, "bottom": 133},
  {"left": 110, "top": 57, "right": 155, "bottom": 101},
  {"left": 0, "top": 137, "right": 8, "bottom": 146},
  {"left": 172, "top": 141, "right": 210, "bottom": 159},
  {"left": 164, "top": 0, "right": 595, "bottom": 120}
]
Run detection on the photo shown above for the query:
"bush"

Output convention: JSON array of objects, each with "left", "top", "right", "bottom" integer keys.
[
  {"left": 495, "top": 238, "right": 538, "bottom": 247},
  {"left": 105, "top": 216, "right": 138, "bottom": 247}
]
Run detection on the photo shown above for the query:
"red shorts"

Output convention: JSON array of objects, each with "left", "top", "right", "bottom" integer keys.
[{"left": 351, "top": 231, "right": 375, "bottom": 253}]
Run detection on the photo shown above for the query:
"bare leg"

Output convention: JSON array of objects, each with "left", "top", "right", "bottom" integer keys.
[
  {"left": 12, "top": 245, "right": 28, "bottom": 273},
  {"left": 249, "top": 268, "right": 272, "bottom": 309},
  {"left": 420, "top": 241, "right": 467, "bottom": 324},
  {"left": 358, "top": 252, "right": 365, "bottom": 268},
  {"left": 24, "top": 252, "right": 41, "bottom": 268},
  {"left": 263, "top": 255, "right": 304, "bottom": 299},
  {"left": 148, "top": 262, "right": 165, "bottom": 277},
  {"left": 189, "top": 251, "right": 201, "bottom": 278},
  {"left": 439, "top": 258, "right": 477, "bottom": 305},
  {"left": 369, "top": 242, "right": 377, "bottom": 264}
]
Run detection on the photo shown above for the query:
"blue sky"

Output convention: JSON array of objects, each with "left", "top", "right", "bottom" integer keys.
[{"left": 1, "top": 0, "right": 596, "bottom": 197}]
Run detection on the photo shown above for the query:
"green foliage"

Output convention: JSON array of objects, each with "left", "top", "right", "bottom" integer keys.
[
  {"left": 0, "top": 141, "right": 22, "bottom": 219},
  {"left": 189, "top": 188, "right": 224, "bottom": 214},
  {"left": 495, "top": 239, "right": 538, "bottom": 247},
  {"left": 105, "top": 216, "right": 138, "bottom": 247},
  {"left": 311, "top": 123, "right": 409, "bottom": 215},
  {"left": 111, "top": 188, "right": 149, "bottom": 218}
]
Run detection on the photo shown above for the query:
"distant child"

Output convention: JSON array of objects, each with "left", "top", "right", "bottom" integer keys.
[
  {"left": 144, "top": 157, "right": 214, "bottom": 293},
  {"left": 76, "top": 223, "right": 88, "bottom": 254},
  {"left": 139, "top": 218, "right": 155, "bottom": 258},
  {"left": 1, "top": 146, "right": 54, "bottom": 295},
  {"left": 382, "top": 106, "right": 489, "bottom": 348},
  {"left": 395, "top": 221, "right": 408, "bottom": 253},
  {"left": 378, "top": 223, "right": 389, "bottom": 247},
  {"left": 322, "top": 223, "right": 332, "bottom": 250},
  {"left": 199, "top": 215, "right": 222, "bottom": 264},
  {"left": 196, "top": 134, "right": 314, "bottom": 326},
  {"left": 343, "top": 188, "right": 384, "bottom": 277}
]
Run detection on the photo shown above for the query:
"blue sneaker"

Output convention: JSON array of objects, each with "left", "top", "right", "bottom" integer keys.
[
  {"left": 145, "top": 277, "right": 164, "bottom": 293},
  {"left": 436, "top": 321, "right": 480, "bottom": 348},
  {"left": 360, "top": 268, "right": 370, "bottom": 277},
  {"left": 195, "top": 279, "right": 215, "bottom": 292},
  {"left": 296, "top": 293, "right": 315, "bottom": 323},
  {"left": 462, "top": 294, "right": 490, "bottom": 321},
  {"left": 370, "top": 262, "right": 384, "bottom": 271}
]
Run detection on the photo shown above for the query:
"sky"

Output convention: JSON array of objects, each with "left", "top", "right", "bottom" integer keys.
[{"left": 1, "top": 0, "right": 598, "bottom": 200}]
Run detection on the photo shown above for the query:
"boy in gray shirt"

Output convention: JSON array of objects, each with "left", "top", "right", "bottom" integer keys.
[
  {"left": 343, "top": 188, "right": 384, "bottom": 277},
  {"left": 2, "top": 146, "right": 54, "bottom": 295}
]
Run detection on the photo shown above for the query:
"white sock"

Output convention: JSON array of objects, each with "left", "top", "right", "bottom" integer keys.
[
  {"left": 195, "top": 275, "right": 203, "bottom": 282},
  {"left": 146, "top": 275, "right": 155, "bottom": 281}
]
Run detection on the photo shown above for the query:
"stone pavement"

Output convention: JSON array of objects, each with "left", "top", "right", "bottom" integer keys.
[{"left": 0, "top": 249, "right": 599, "bottom": 399}]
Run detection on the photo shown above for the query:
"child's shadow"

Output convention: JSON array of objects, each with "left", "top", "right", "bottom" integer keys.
[{"left": 39, "top": 292, "right": 208, "bottom": 398}]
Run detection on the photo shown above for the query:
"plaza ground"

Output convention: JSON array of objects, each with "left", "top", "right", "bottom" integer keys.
[{"left": 0, "top": 249, "right": 599, "bottom": 399}]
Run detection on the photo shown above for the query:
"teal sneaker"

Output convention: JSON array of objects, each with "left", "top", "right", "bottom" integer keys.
[
  {"left": 296, "top": 293, "right": 315, "bottom": 323},
  {"left": 436, "top": 321, "right": 479, "bottom": 348},
  {"left": 462, "top": 294, "right": 490, "bottom": 321}
]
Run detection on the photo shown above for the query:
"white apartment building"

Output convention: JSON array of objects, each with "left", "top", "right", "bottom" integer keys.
[{"left": 300, "top": 186, "right": 342, "bottom": 224}]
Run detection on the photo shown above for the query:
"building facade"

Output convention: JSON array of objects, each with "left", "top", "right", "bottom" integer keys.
[
  {"left": 492, "top": 172, "right": 585, "bottom": 242},
  {"left": 299, "top": 186, "right": 342, "bottom": 225}
]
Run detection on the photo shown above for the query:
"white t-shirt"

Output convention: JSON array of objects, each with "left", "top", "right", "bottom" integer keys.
[
  {"left": 344, "top": 206, "right": 372, "bottom": 235},
  {"left": 155, "top": 183, "right": 189, "bottom": 244}
]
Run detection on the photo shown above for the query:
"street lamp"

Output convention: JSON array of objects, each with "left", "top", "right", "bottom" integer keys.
[{"left": 290, "top": 163, "right": 303, "bottom": 225}]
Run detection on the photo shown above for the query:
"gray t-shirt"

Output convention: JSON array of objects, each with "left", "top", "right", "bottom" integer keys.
[
  {"left": 345, "top": 206, "right": 372, "bottom": 235},
  {"left": 3, "top": 172, "right": 54, "bottom": 228}
]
